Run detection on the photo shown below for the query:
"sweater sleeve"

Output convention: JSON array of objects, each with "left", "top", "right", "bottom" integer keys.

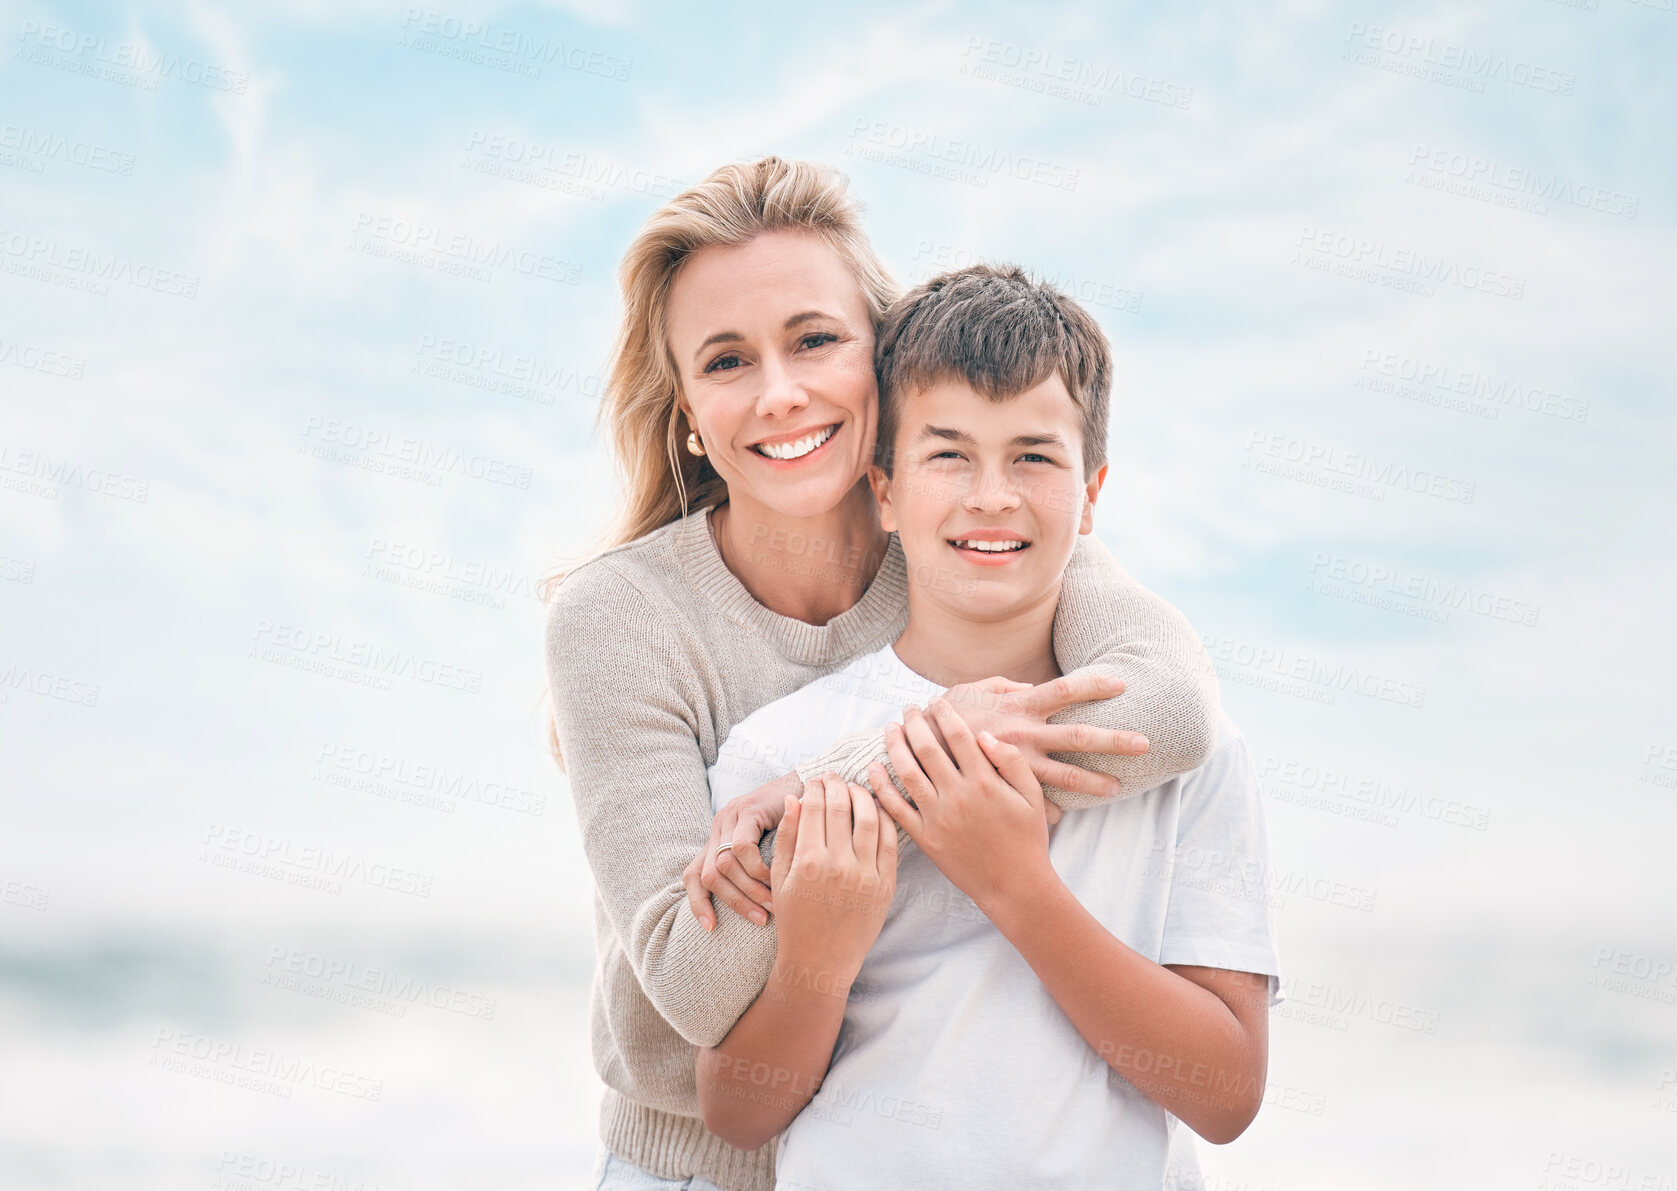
[
  {"left": 795, "top": 533, "right": 1219, "bottom": 809},
  {"left": 544, "top": 560, "right": 778, "bottom": 1049}
]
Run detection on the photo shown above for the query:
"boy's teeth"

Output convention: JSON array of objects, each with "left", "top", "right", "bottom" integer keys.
[
  {"left": 955, "top": 540, "right": 1026, "bottom": 552},
  {"left": 757, "top": 425, "right": 835, "bottom": 460}
]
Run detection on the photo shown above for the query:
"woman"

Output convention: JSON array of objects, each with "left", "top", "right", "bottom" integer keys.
[{"left": 543, "top": 156, "right": 1218, "bottom": 1191}]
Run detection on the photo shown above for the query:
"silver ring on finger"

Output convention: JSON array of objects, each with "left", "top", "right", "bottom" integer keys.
[{"left": 715, "top": 843, "right": 734, "bottom": 858}]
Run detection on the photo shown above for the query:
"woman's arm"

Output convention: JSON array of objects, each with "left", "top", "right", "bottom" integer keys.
[
  {"left": 1046, "top": 531, "right": 1221, "bottom": 800},
  {"left": 790, "top": 534, "right": 1219, "bottom": 808},
  {"left": 546, "top": 562, "right": 796, "bottom": 1048},
  {"left": 696, "top": 775, "right": 897, "bottom": 1151},
  {"left": 871, "top": 702, "right": 1269, "bottom": 1143}
]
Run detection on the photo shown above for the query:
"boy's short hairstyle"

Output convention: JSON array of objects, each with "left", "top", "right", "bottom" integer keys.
[{"left": 874, "top": 263, "right": 1111, "bottom": 477}]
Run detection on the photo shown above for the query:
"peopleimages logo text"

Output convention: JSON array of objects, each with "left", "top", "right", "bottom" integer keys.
[
  {"left": 848, "top": 119, "right": 1080, "bottom": 192},
  {"left": 1295, "top": 228, "right": 1525, "bottom": 300}
]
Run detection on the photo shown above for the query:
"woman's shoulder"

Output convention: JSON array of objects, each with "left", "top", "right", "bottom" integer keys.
[
  {"left": 541, "top": 509, "right": 709, "bottom": 660},
  {"left": 542, "top": 561, "right": 681, "bottom": 697},
  {"left": 547, "top": 511, "right": 691, "bottom": 606}
]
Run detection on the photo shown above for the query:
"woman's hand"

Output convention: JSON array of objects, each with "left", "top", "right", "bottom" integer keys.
[
  {"left": 683, "top": 771, "right": 800, "bottom": 931},
  {"left": 869, "top": 699, "right": 1055, "bottom": 916},
  {"left": 769, "top": 772, "right": 898, "bottom": 977},
  {"left": 939, "top": 673, "right": 1150, "bottom": 800}
]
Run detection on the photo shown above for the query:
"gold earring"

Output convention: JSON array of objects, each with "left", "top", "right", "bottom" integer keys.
[{"left": 686, "top": 431, "right": 706, "bottom": 457}]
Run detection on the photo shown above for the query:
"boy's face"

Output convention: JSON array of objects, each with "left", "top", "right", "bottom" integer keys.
[{"left": 872, "top": 375, "right": 1107, "bottom": 623}]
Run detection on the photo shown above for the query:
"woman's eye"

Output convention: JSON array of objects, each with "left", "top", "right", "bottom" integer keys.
[
  {"left": 704, "top": 353, "right": 743, "bottom": 374},
  {"left": 799, "top": 332, "right": 838, "bottom": 350}
]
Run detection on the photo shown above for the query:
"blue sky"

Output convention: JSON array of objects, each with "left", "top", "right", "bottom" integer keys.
[{"left": 2, "top": 1, "right": 1674, "bottom": 1187}]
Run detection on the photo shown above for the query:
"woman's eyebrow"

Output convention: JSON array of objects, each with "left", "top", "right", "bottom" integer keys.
[
  {"left": 692, "top": 311, "right": 840, "bottom": 364},
  {"left": 692, "top": 330, "right": 743, "bottom": 363}
]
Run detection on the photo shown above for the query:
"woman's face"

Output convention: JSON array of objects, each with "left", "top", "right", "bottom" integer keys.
[{"left": 665, "top": 229, "right": 879, "bottom": 522}]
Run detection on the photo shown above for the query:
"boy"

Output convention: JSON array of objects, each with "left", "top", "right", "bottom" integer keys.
[{"left": 697, "top": 265, "right": 1280, "bottom": 1188}]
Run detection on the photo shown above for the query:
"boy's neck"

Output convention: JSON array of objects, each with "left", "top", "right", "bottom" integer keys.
[{"left": 891, "top": 580, "right": 1064, "bottom": 688}]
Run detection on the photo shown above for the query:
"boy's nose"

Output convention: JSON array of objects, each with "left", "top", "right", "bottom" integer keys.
[{"left": 963, "top": 476, "right": 1022, "bottom": 513}]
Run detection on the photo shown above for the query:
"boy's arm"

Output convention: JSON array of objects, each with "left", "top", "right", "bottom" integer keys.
[
  {"left": 694, "top": 950, "right": 852, "bottom": 1151},
  {"left": 871, "top": 702, "right": 1271, "bottom": 1144},
  {"left": 697, "top": 777, "right": 897, "bottom": 1151},
  {"left": 789, "top": 534, "right": 1219, "bottom": 810},
  {"left": 986, "top": 882, "right": 1270, "bottom": 1142}
]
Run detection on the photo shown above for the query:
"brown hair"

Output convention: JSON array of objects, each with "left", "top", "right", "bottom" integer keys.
[{"left": 873, "top": 263, "right": 1111, "bottom": 477}]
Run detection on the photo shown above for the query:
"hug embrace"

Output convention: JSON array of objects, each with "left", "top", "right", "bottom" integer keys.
[{"left": 543, "top": 156, "right": 1282, "bottom": 1191}]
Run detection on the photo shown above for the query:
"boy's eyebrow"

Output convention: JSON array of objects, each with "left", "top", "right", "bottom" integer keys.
[
  {"left": 691, "top": 310, "right": 838, "bottom": 363},
  {"left": 914, "top": 425, "right": 1071, "bottom": 450}
]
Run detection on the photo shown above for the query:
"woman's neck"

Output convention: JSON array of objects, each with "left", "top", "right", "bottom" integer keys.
[{"left": 712, "top": 482, "right": 891, "bottom": 626}]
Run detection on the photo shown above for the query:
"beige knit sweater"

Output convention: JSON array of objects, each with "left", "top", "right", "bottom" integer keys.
[{"left": 543, "top": 503, "right": 1218, "bottom": 1191}]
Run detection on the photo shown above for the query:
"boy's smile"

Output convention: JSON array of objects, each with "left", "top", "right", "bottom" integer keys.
[{"left": 947, "top": 528, "right": 1030, "bottom": 565}]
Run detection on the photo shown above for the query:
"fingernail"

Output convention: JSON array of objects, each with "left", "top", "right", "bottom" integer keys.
[
  {"left": 1133, "top": 735, "right": 1149, "bottom": 751},
  {"left": 751, "top": 911, "right": 768, "bottom": 925},
  {"left": 763, "top": 900, "right": 774, "bottom": 913}
]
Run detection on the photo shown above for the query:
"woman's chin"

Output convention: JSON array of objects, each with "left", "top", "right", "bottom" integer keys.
[{"left": 736, "top": 468, "right": 869, "bottom": 523}]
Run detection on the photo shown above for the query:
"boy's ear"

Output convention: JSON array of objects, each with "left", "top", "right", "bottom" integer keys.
[
  {"left": 868, "top": 464, "right": 895, "bottom": 533},
  {"left": 1079, "top": 463, "right": 1108, "bottom": 535}
]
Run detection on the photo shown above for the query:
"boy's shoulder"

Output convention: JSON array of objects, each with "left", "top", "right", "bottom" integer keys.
[
  {"left": 779, "top": 643, "right": 931, "bottom": 714},
  {"left": 1170, "top": 709, "right": 1251, "bottom": 790},
  {"left": 1205, "top": 709, "right": 1246, "bottom": 757},
  {"left": 720, "top": 644, "right": 932, "bottom": 753}
]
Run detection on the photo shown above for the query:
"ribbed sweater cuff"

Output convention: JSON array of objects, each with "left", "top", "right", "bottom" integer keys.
[
  {"left": 794, "top": 727, "right": 895, "bottom": 789},
  {"left": 600, "top": 1089, "right": 776, "bottom": 1191}
]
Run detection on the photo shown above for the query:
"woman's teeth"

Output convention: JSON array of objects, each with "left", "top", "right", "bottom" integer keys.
[
  {"left": 754, "top": 424, "right": 836, "bottom": 460},
  {"left": 953, "top": 540, "right": 1027, "bottom": 552}
]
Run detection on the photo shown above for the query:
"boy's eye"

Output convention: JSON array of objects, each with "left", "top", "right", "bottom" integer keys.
[{"left": 1019, "top": 452, "right": 1053, "bottom": 464}]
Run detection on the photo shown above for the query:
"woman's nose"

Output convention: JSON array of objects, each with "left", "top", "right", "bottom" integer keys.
[{"left": 755, "top": 354, "right": 809, "bottom": 419}]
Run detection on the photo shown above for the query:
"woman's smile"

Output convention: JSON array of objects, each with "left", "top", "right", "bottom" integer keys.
[{"left": 748, "top": 422, "right": 840, "bottom": 465}]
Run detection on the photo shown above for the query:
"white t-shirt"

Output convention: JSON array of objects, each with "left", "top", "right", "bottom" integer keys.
[{"left": 707, "top": 644, "right": 1281, "bottom": 1191}]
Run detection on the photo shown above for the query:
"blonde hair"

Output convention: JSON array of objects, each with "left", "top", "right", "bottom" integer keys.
[{"left": 538, "top": 156, "right": 896, "bottom": 762}]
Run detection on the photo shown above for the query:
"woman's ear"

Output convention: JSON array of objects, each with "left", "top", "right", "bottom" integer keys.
[
  {"left": 1080, "top": 464, "right": 1109, "bottom": 535},
  {"left": 868, "top": 464, "right": 896, "bottom": 533}
]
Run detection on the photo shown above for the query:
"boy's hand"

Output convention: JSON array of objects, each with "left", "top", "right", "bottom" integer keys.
[
  {"left": 770, "top": 773, "right": 898, "bottom": 976},
  {"left": 941, "top": 673, "right": 1149, "bottom": 801},
  {"left": 683, "top": 772, "right": 800, "bottom": 931},
  {"left": 870, "top": 699, "right": 1058, "bottom": 916}
]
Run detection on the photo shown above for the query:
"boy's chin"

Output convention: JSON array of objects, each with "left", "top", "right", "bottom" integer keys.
[{"left": 919, "top": 580, "right": 1052, "bottom": 623}]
